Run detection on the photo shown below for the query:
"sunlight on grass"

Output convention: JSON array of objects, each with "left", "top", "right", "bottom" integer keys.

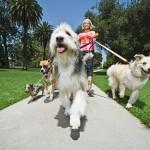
[{"left": 0, "top": 68, "right": 41, "bottom": 110}]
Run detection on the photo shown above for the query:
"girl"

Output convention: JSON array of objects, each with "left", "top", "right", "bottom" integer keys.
[{"left": 79, "top": 18, "right": 99, "bottom": 96}]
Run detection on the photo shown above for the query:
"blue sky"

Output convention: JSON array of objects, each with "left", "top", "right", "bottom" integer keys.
[
  {"left": 38, "top": 0, "right": 127, "bottom": 29},
  {"left": 38, "top": 0, "right": 99, "bottom": 29}
]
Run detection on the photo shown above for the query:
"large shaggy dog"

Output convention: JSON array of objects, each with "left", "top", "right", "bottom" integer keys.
[
  {"left": 107, "top": 54, "right": 150, "bottom": 108},
  {"left": 50, "top": 23, "right": 87, "bottom": 129}
]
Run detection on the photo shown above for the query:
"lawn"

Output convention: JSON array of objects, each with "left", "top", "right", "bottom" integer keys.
[
  {"left": 93, "top": 71, "right": 150, "bottom": 128},
  {"left": 0, "top": 68, "right": 41, "bottom": 110}
]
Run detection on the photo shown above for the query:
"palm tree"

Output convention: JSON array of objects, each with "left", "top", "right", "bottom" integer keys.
[
  {"left": 0, "top": 0, "right": 16, "bottom": 68},
  {"left": 9, "top": 0, "right": 42, "bottom": 70},
  {"left": 34, "top": 21, "right": 53, "bottom": 60}
]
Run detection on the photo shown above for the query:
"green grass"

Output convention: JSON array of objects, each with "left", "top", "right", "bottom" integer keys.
[
  {"left": 0, "top": 68, "right": 41, "bottom": 110},
  {"left": 93, "top": 71, "right": 150, "bottom": 128}
]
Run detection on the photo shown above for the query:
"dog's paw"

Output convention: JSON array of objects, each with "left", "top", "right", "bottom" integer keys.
[
  {"left": 50, "top": 95, "right": 53, "bottom": 101},
  {"left": 112, "top": 96, "right": 116, "bottom": 99},
  {"left": 126, "top": 103, "right": 132, "bottom": 108},
  {"left": 64, "top": 109, "right": 70, "bottom": 116},
  {"left": 70, "top": 115, "right": 80, "bottom": 130},
  {"left": 119, "top": 94, "right": 124, "bottom": 98}
]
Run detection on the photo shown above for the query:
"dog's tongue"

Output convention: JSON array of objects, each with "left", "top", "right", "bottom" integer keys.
[
  {"left": 56, "top": 47, "right": 65, "bottom": 53},
  {"left": 44, "top": 73, "right": 48, "bottom": 78}
]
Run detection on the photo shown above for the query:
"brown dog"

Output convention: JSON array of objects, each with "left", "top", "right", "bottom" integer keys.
[{"left": 39, "top": 59, "right": 56, "bottom": 100}]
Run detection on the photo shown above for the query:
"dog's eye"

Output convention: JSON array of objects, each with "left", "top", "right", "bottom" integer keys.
[
  {"left": 143, "top": 62, "right": 147, "bottom": 65},
  {"left": 66, "top": 31, "right": 71, "bottom": 36}
]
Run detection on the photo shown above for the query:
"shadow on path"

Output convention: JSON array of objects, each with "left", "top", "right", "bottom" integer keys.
[
  {"left": 44, "top": 91, "right": 59, "bottom": 103},
  {"left": 54, "top": 106, "right": 87, "bottom": 140},
  {"left": 106, "top": 89, "right": 145, "bottom": 109},
  {"left": 27, "top": 95, "right": 44, "bottom": 104}
]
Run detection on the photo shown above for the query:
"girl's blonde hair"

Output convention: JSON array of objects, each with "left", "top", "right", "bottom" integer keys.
[{"left": 82, "top": 18, "right": 95, "bottom": 30}]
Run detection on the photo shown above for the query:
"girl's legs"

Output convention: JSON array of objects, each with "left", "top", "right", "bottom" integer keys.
[
  {"left": 86, "top": 59, "right": 94, "bottom": 96},
  {"left": 88, "top": 76, "right": 92, "bottom": 91}
]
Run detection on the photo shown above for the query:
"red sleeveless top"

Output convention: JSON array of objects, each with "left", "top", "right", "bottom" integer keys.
[{"left": 79, "top": 31, "right": 95, "bottom": 51}]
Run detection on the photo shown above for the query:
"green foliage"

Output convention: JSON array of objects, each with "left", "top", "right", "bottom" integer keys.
[
  {"left": 9, "top": 37, "right": 44, "bottom": 67},
  {"left": 34, "top": 21, "right": 53, "bottom": 59},
  {"left": 75, "top": 25, "right": 82, "bottom": 34},
  {"left": 9, "top": 0, "right": 43, "bottom": 28},
  {"left": 144, "top": 43, "right": 150, "bottom": 55},
  {"left": 83, "top": 0, "right": 150, "bottom": 66},
  {"left": 0, "top": 42, "right": 5, "bottom": 67},
  {"left": 0, "top": 0, "right": 17, "bottom": 68},
  {"left": 9, "top": 0, "right": 43, "bottom": 70}
]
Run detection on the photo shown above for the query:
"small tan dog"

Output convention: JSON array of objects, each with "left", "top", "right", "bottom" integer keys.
[
  {"left": 39, "top": 59, "right": 56, "bottom": 100},
  {"left": 107, "top": 54, "right": 150, "bottom": 108}
]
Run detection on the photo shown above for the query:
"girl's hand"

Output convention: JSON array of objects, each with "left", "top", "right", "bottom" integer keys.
[{"left": 93, "top": 32, "right": 99, "bottom": 38}]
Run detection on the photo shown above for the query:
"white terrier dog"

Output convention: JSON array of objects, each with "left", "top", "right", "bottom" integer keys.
[
  {"left": 50, "top": 23, "right": 88, "bottom": 129},
  {"left": 107, "top": 54, "right": 150, "bottom": 108}
]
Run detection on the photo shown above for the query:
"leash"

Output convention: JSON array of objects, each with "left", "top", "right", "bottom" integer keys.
[
  {"left": 36, "top": 67, "right": 50, "bottom": 84},
  {"left": 80, "top": 38, "right": 129, "bottom": 63},
  {"left": 95, "top": 41, "right": 129, "bottom": 63},
  {"left": 80, "top": 40, "right": 94, "bottom": 49},
  {"left": 93, "top": 92, "right": 113, "bottom": 100},
  {"left": 37, "top": 77, "right": 44, "bottom": 84}
]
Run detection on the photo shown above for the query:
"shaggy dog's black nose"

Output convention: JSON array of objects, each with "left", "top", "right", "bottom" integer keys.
[
  {"left": 148, "top": 68, "right": 150, "bottom": 72},
  {"left": 56, "top": 36, "right": 64, "bottom": 43}
]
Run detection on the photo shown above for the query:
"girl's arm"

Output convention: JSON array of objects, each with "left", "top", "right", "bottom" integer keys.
[{"left": 93, "top": 32, "right": 99, "bottom": 38}]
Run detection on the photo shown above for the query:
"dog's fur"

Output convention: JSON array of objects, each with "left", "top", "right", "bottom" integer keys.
[
  {"left": 39, "top": 60, "right": 56, "bottom": 100},
  {"left": 25, "top": 84, "right": 44, "bottom": 99},
  {"left": 50, "top": 23, "right": 87, "bottom": 129},
  {"left": 107, "top": 54, "right": 150, "bottom": 108}
]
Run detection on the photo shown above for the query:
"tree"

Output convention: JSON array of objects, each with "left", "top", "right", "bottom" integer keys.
[
  {"left": 0, "top": 0, "right": 17, "bottom": 68},
  {"left": 9, "top": 0, "right": 42, "bottom": 70},
  {"left": 0, "top": 37, "right": 5, "bottom": 67},
  {"left": 75, "top": 25, "right": 82, "bottom": 34},
  {"left": 34, "top": 21, "right": 53, "bottom": 60}
]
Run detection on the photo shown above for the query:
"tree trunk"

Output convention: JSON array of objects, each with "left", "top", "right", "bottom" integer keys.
[
  {"left": 2, "top": 34, "right": 9, "bottom": 68},
  {"left": 43, "top": 45, "right": 46, "bottom": 60},
  {"left": 22, "top": 25, "right": 28, "bottom": 70}
]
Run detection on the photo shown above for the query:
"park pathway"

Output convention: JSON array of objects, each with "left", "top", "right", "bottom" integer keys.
[{"left": 0, "top": 85, "right": 150, "bottom": 150}]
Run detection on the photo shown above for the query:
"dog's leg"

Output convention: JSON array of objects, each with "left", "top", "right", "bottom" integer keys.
[
  {"left": 44, "top": 84, "right": 48, "bottom": 94},
  {"left": 70, "top": 90, "right": 87, "bottom": 129},
  {"left": 49, "top": 85, "right": 53, "bottom": 100},
  {"left": 112, "top": 88, "right": 116, "bottom": 99},
  {"left": 50, "top": 80, "right": 56, "bottom": 100},
  {"left": 59, "top": 92, "right": 71, "bottom": 116},
  {"left": 119, "top": 83, "right": 126, "bottom": 98},
  {"left": 126, "top": 90, "right": 139, "bottom": 108},
  {"left": 108, "top": 76, "right": 118, "bottom": 99},
  {"left": 41, "top": 87, "right": 44, "bottom": 95}
]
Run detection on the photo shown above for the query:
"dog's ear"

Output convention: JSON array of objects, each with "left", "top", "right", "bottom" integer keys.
[
  {"left": 48, "top": 59, "right": 52, "bottom": 63},
  {"left": 39, "top": 61, "right": 43, "bottom": 66},
  {"left": 134, "top": 54, "right": 144, "bottom": 61}
]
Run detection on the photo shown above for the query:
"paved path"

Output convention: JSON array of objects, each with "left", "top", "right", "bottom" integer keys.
[{"left": 0, "top": 85, "right": 150, "bottom": 150}]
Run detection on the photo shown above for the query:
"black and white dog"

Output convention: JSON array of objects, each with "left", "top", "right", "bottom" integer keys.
[{"left": 50, "top": 23, "right": 88, "bottom": 129}]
